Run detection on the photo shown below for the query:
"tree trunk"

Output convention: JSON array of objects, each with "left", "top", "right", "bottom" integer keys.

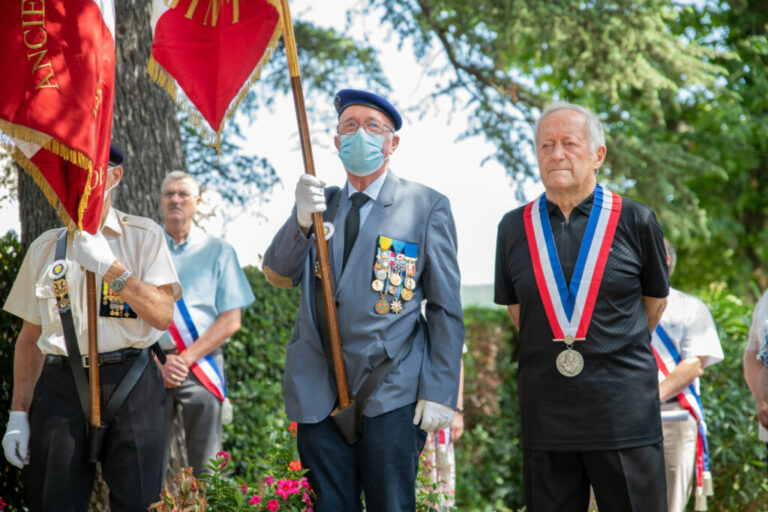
[{"left": 16, "top": 0, "right": 189, "bottom": 509}]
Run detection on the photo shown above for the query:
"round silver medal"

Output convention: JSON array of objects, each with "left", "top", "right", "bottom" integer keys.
[
  {"left": 556, "top": 348, "right": 584, "bottom": 377},
  {"left": 375, "top": 269, "right": 388, "bottom": 281}
]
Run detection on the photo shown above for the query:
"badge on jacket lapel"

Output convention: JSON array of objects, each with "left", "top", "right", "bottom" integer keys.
[{"left": 372, "top": 236, "right": 418, "bottom": 315}]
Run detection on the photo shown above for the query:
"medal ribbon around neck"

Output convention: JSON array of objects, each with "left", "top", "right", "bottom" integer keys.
[{"left": 523, "top": 184, "right": 622, "bottom": 340}]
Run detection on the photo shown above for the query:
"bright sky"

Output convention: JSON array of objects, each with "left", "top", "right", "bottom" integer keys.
[{"left": 0, "top": 0, "right": 544, "bottom": 286}]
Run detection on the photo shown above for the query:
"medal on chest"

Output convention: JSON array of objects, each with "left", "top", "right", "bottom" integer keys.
[
  {"left": 100, "top": 281, "right": 138, "bottom": 318},
  {"left": 372, "top": 236, "right": 418, "bottom": 315},
  {"left": 523, "top": 184, "right": 622, "bottom": 377}
]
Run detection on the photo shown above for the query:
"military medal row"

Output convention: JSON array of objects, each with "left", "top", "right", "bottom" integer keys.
[{"left": 372, "top": 236, "right": 417, "bottom": 315}]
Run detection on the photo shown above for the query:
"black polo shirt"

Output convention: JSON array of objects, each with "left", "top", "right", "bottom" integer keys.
[{"left": 494, "top": 190, "right": 669, "bottom": 451}]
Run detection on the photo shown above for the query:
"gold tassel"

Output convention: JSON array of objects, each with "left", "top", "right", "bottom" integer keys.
[
  {"left": 7, "top": 145, "right": 76, "bottom": 230},
  {"left": 0, "top": 119, "right": 93, "bottom": 172},
  {"left": 694, "top": 486, "right": 707, "bottom": 511}
]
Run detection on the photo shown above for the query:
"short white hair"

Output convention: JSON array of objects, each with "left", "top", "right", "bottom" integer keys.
[
  {"left": 161, "top": 171, "right": 200, "bottom": 197},
  {"left": 534, "top": 101, "right": 605, "bottom": 153}
]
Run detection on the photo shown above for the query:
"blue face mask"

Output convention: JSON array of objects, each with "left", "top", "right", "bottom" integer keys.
[{"left": 338, "top": 129, "right": 387, "bottom": 176}]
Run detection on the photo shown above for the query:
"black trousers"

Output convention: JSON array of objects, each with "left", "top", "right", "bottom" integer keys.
[
  {"left": 297, "top": 403, "right": 427, "bottom": 512},
  {"left": 523, "top": 442, "right": 668, "bottom": 512},
  {"left": 27, "top": 358, "right": 168, "bottom": 512}
]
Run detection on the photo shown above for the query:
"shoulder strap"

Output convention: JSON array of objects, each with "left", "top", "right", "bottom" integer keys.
[
  {"left": 55, "top": 229, "right": 90, "bottom": 420},
  {"left": 353, "top": 315, "right": 424, "bottom": 430}
]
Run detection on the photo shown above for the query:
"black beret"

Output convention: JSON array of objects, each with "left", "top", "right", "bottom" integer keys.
[
  {"left": 334, "top": 89, "right": 402, "bottom": 131},
  {"left": 108, "top": 144, "right": 124, "bottom": 168}
]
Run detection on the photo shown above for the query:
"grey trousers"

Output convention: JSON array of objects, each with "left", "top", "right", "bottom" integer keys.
[{"left": 163, "top": 351, "right": 224, "bottom": 477}]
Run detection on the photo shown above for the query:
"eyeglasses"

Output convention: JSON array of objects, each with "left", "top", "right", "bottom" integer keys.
[{"left": 337, "top": 121, "right": 394, "bottom": 136}]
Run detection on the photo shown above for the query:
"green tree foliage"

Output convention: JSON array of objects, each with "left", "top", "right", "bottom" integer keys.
[
  {"left": 360, "top": 0, "right": 766, "bottom": 294},
  {"left": 661, "top": 1, "right": 768, "bottom": 293}
]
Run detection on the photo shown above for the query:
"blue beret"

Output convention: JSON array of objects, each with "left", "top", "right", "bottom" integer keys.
[
  {"left": 334, "top": 89, "right": 402, "bottom": 131},
  {"left": 108, "top": 144, "right": 124, "bottom": 167}
]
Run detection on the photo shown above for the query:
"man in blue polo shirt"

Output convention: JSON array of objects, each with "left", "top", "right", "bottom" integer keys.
[{"left": 158, "top": 171, "right": 254, "bottom": 477}]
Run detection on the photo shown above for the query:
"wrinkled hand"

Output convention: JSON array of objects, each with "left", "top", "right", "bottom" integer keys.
[
  {"left": 71, "top": 230, "right": 116, "bottom": 276},
  {"left": 2, "top": 411, "right": 30, "bottom": 468},
  {"left": 450, "top": 410, "right": 464, "bottom": 443},
  {"left": 161, "top": 354, "right": 190, "bottom": 388},
  {"left": 295, "top": 174, "right": 326, "bottom": 228},
  {"left": 413, "top": 399, "right": 454, "bottom": 433}
]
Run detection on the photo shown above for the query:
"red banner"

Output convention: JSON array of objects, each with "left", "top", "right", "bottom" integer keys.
[
  {"left": 148, "top": 0, "right": 282, "bottom": 142},
  {"left": 0, "top": 0, "right": 116, "bottom": 233}
]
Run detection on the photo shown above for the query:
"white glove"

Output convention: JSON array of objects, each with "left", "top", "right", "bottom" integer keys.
[
  {"left": 413, "top": 399, "right": 455, "bottom": 433},
  {"left": 295, "top": 174, "right": 326, "bottom": 228},
  {"left": 71, "top": 230, "right": 117, "bottom": 276},
  {"left": 3, "top": 411, "right": 30, "bottom": 468}
]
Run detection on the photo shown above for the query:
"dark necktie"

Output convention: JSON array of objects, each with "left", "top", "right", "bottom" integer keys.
[{"left": 343, "top": 192, "right": 370, "bottom": 271}]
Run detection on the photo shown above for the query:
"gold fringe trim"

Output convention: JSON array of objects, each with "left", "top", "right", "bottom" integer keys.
[
  {"left": 0, "top": 119, "right": 93, "bottom": 172},
  {"left": 3, "top": 143, "right": 76, "bottom": 233},
  {"left": 146, "top": 0, "right": 283, "bottom": 153}
]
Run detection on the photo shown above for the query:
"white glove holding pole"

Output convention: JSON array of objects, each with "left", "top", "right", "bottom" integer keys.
[
  {"left": 295, "top": 174, "right": 326, "bottom": 228},
  {"left": 413, "top": 399, "right": 455, "bottom": 433},
  {"left": 3, "top": 411, "right": 30, "bottom": 468},
  {"left": 71, "top": 230, "right": 117, "bottom": 276}
]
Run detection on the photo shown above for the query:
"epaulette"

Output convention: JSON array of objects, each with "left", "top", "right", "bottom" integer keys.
[{"left": 117, "top": 212, "right": 160, "bottom": 231}]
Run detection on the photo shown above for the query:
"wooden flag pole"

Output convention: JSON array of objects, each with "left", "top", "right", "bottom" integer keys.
[
  {"left": 280, "top": 0, "right": 351, "bottom": 409},
  {"left": 86, "top": 271, "right": 101, "bottom": 426}
]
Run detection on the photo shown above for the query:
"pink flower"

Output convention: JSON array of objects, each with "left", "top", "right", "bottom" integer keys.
[
  {"left": 216, "top": 451, "right": 231, "bottom": 468},
  {"left": 300, "top": 477, "right": 310, "bottom": 490},
  {"left": 264, "top": 475, "right": 274, "bottom": 486},
  {"left": 276, "top": 479, "right": 300, "bottom": 499},
  {"left": 249, "top": 494, "right": 261, "bottom": 506},
  {"left": 267, "top": 499, "right": 279, "bottom": 511},
  {"left": 303, "top": 491, "right": 312, "bottom": 506},
  {"left": 240, "top": 482, "right": 248, "bottom": 494},
  {"left": 305, "top": 508, "right": 313, "bottom": 512},
  {"left": 0, "top": 497, "right": 7, "bottom": 511}
]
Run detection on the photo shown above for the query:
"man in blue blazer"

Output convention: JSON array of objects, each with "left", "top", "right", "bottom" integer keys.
[{"left": 263, "top": 89, "right": 464, "bottom": 512}]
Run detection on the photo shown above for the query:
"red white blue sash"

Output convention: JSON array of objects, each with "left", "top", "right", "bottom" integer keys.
[
  {"left": 523, "top": 184, "right": 622, "bottom": 340},
  {"left": 168, "top": 298, "right": 227, "bottom": 402},
  {"left": 652, "top": 324, "right": 713, "bottom": 502}
]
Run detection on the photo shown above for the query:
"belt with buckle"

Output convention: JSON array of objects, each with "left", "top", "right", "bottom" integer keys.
[{"left": 44, "top": 347, "right": 142, "bottom": 368}]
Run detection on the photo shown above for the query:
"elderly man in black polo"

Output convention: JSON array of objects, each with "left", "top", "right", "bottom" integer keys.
[{"left": 494, "top": 102, "right": 669, "bottom": 511}]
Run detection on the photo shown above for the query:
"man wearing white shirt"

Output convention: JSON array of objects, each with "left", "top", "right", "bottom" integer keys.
[{"left": 656, "top": 239, "right": 724, "bottom": 512}]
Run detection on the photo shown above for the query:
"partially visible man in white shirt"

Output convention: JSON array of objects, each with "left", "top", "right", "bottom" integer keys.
[{"left": 655, "top": 239, "right": 724, "bottom": 512}]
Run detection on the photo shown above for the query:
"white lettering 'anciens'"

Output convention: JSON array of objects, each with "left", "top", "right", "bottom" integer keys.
[{"left": 21, "top": 0, "right": 60, "bottom": 90}]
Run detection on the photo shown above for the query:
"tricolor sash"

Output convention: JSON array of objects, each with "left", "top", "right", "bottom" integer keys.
[
  {"left": 523, "top": 184, "right": 622, "bottom": 341},
  {"left": 168, "top": 298, "right": 227, "bottom": 402},
  {"left": 652, "top": 324, "right": 713, "bottom": 510}
]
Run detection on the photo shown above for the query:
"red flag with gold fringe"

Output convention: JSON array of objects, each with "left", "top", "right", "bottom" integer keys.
[
  {"left": 147, "top": 0, "right": 282, "bottom": 147},
  {"left": 0, "top": 0, "right": 115, "bottom": 234}
]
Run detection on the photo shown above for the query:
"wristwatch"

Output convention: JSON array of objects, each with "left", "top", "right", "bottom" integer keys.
[{"left": 108, "top": 269, "right": 132, "bottom": 292}]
